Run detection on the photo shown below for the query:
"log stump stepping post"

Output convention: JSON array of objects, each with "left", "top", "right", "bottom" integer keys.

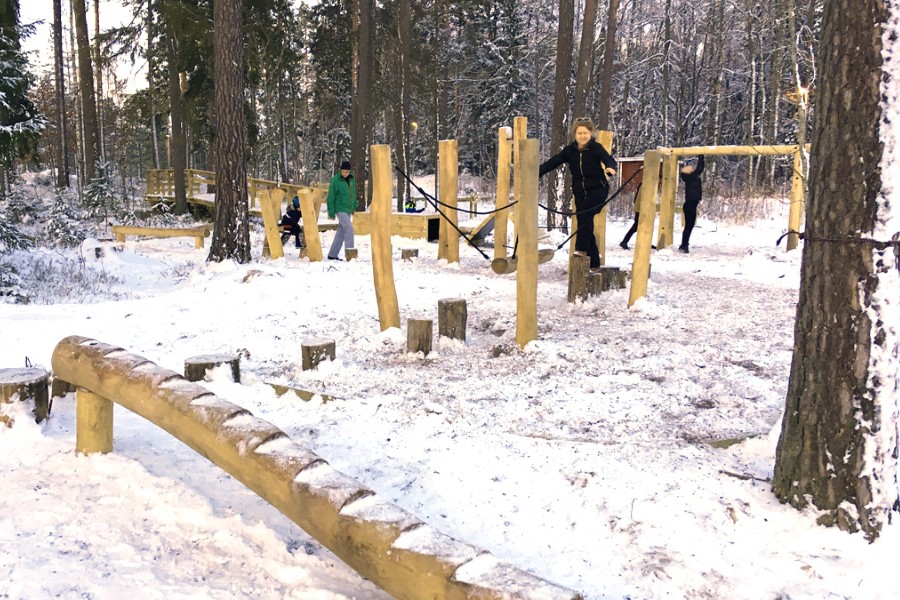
[
  {"left": 568, "top": 254, "right": 591, "bottom": 302},
  {"left": 184, "top": 354, "right": 241, "bottom": 383},
  {"left": 345, "top": 248, "right": 359, "bottom": 261},
  {"left": 301, "top": 340, "right": 336, "bottom": 371},
  {"left": 438, "top": 298, "right": 467, "bottom": 341},
  {"left": 0, "top": 367, "right": 51, "bottom": 423},
  {"left": 407, "top": 319, "right": 433, "bottom": 355},
  {"left": 400, "top": 248, "right": 418, "bottom": 261},
  {"left": 51, "top": 376, "right": 77, "bottom": 399}
]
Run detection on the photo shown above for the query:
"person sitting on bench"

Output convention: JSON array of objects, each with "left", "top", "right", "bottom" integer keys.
[{"left": 280, "top": 197, "right": 305, "bottom": 248}]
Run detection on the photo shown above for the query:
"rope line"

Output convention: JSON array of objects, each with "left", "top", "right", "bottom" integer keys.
[{"left": 776, "top": 230, "right": 900, "bottom": 249}]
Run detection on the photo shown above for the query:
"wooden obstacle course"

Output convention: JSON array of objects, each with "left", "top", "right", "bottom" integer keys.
[
  {"left": 112, "top": 224, "right": 213, "bottom": 249},
  {"left": 301, "top": 340, "right": 336, "bottom": 371},
  {"left": 184, "top": 353, "right": 241, "bottom": 383},
  {"left": 407, "top": 319, "right": 433, "bottom": 354},
  {"left": 438, "top": 298, "right": 467, "bottom": 341},
  {"left": 0, "top": 367, "right": 50, "bottom": 424}
]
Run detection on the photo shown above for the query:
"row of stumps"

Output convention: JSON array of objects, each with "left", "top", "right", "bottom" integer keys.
[{"left": 567, "top": 254, "right": 647, "bottom": 303}]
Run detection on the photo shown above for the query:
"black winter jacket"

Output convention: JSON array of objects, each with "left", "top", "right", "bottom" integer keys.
[
  {"left": 539, "top": 139, "right": 618, "bottom": 207},
  {"left": 680, "top": 155, "right": 705, "bottom": 206}
]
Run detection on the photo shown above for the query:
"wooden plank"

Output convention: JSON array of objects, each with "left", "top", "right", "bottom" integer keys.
[
  {"left": 787, "top": 150, "right": 804, "bottom": 251},
  {"left": 438, "top": 140, "right": 459, "bottom": 262},
  {"left": 657, "top": 154, "right": 679, "bottom": 249},
  {"left": 658, "top": 144, "right": 809, "bottom": 157},
  {"left": 628, "top": 151, "right": 661, "bottom": 306},
  {"left": 495, "top": 126, "right": 512, "bottom": 260},
  {"left": 516, "top": 138, "right": 539, "bottom": 348},
  {"left": 595, "top": 130, "right": 614, "bottom": 266},
  {"left": 298, "top": 189, "right": 323, "bottom": 262},
  {"left": 258, "top": 189, "right": 284, "bottom": 259},
  {"left": 370, "top": 145, "right": 401, "bottom": 331}
]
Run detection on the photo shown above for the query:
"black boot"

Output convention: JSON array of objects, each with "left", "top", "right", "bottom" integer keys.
[{"left": 678, "top": 245, "right": 689, "bottom": 253}]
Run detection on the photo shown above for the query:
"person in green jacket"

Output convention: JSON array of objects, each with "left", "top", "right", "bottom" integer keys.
[{"left": 326, "top": 160, "right": 357, "bottom": 260}]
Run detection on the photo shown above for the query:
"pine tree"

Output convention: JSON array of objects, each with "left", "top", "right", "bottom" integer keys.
[
  {"left": 45, "top": 191, "right": 82, "bottom": 248},
  {"left": 83, "top": 160, "right": 116, "bottom": 221}
]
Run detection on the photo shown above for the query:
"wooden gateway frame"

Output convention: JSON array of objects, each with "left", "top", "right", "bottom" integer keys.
[{"left": 627, "top": 143, "right": 808, "bottom": 307}]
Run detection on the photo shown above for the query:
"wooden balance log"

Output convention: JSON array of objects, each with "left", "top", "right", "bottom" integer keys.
[
  {"left": 0, "top": 367, "right": 51, "bottom": 424},
  {"left": 490, "top": 248, "right": 555, "bottom": 275}
]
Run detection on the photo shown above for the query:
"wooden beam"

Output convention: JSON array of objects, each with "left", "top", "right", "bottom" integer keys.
[
  {"left": 298, "top": 189, "right": 323, "bottom": 262},
  {"left": 595, "top": 130, "right": 614, "bottom": 266},
  {"left": 657, "top": 144, "right": 809, "bottom": 157},
  {"left": 657, "top": 154, "right": 679, "bottom": 249},
  {"left": 787, "top": 150, "right": 805, "bottom": 251},
  {"left": 494, "top": 126, "right": 512, "bottom": 260},
  {"left": 516, "top": 138, "right": 539, "bottom": 348},
  {"left": 628, "top": 150, "right": 661, "bottom": 306},
  {"left": 370, "top": 145, "right": 401, "bottom": 331},
  {"left": 438, "top": 139, "right": 459, "bottom": 263},
  {"left": 258, "top": 190, "right": 284, "bottom": 259}
]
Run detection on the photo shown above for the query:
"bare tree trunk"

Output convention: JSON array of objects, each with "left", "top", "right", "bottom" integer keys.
[
  {"left": 93, "top": 0, "right": 105, "bottom": 163},
  {"left": 547, "top": 0, "right": 575, "bottom": 231},
  {"left": 148, "top": 0, "right": 160, "bottom": 169},
  {"left": 350, "top": 0, "right": 370, "bottom": 210},
  {"left": 596, "top": 0, "right": 619, "bottom": 131},
  {"left": 53, "top": 0, "right": 70, "bottom": 188},
  {"left": 71, "top": 0, "right": 100, "bottom": 183},
  {"left": 208, "top": 0, "right": 250, "bottom": 263},
  {"left": 572, "top": 0, "right": 598, "bottom": 119},
  {"left": 772, "top": 0, "right": 898, "bottom": 541},
  {"left": 166, "top": 19, "right": 187, "bottom": 214}
]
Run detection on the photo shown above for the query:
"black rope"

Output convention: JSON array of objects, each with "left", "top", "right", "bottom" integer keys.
[
  {"left": 776, "top": 230, "right": 900, "bottom": 249},
  {"left": 427, "top": 194, "right": 519, "bottom": 216},
  {"left": 539, "top": 166, "right": 644, "bottom": 217},
  {"left": 394, "top": 166, "right": 491, "bottom": 260}
]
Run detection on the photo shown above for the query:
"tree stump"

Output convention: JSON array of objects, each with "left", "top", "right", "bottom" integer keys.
[
  {"left": 301, "top": 339, "right": 336, "bottom": 371},
  {"left": 567, "top": 254, "right": 591, "bottom": 302},
  {"left": 589, "top": 266, "right": 624, "bottom": 294},
  {"left": 0, "top": 367, "right": 50, "bottom": 423},
  {"left": 401, "top": 248, "right": 419, "bottom": 261},
  {"left": 184, "top": 354, "right": 241, "bottom": 383},
  {"left": 51, "top": 377, "right": 77, "bottom": 399},
  {"left": 345, "top": 248, "right": 359, "bottom": 261},
  {"left": 438, "top": 298, "right": 467, "bottom": 341},
  {"left": 407, "top": 319, "right": 433, "bottom": 355}
]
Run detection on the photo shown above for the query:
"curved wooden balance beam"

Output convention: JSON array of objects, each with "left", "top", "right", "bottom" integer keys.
[
  {"left": 50, "top": 336, "right": 581, "bottom": 600},
  {"left": 111, "top": 224, "right": 213, "bottom": 249},
  {"left": 491, "top": 248, "right": 555, "bottom": 275}
]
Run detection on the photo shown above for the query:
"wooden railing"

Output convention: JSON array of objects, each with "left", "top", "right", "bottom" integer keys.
[{"left": 51, "top": 335, "right": 582, "bottom": 600}]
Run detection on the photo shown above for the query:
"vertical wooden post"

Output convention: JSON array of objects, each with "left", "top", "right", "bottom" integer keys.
[
  {"left": 438, "top": 140, "right": 459, "bottom": 263},
  {"left": 628, "top": 151, "right": 661, "bottom": 307},
  {"left": 657, "top": 154, "right": 679, "bottom": 249},
  {"left": 787, "top": 149, "right": 804, "bottom": 251},
  {"left": 516, "top": 138, "right": 539, "bottom": 348},
  {"left": 258, "top": 189, "right": 284, "bottom": 260},
  {"left": 76, "top": 387, "right": 113, "bottom": 454},
  {"left": 495, "top": 126, "right": 513, "bottom": 260},
  {"left": 370, "top": 145, "right": 401, "bottom": 331},
  {"left": 594, "top": 130, "right": 614, "bottom": 266},
  {"left": 298, "top": 189, "right": 323, "bottom": 262},
  {"left": 512, "top": 117, "right": 527, "bottom": 252}
]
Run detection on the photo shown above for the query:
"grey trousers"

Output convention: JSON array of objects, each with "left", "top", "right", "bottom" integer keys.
[{"left": 328, "top": 212, "right": 355, "bottom": 258}]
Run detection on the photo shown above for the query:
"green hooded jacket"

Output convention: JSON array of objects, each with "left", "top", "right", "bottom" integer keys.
[{"left": 326, "top": 172, "right": 357, "bottom": 219}]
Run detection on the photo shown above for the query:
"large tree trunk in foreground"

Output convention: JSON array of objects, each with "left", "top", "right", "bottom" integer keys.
[
  {"left": 772, "top": 0, "right": 899, "bottom": 541},
  {"left": 208, "top": 0, "right": 250, "bottom": 263}
]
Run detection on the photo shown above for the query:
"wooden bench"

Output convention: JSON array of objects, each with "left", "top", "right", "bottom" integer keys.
[{"left": 111, "top": 224, "right": 214, "bottom": 249}]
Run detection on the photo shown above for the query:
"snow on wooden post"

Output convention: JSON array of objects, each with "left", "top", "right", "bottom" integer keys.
[
  {"left": 438, "top": 140, "right": 459, "bottom": 263},
  {"left": 184, "top": 353, "right": 241, "bottom": 383},
  {"left": 658, "top": 154, "right": 679, "bottom": 249},
  {"left": 298, "top": 189, "right": 323, "bottom": 262},
  {"left": 494, "top": 126, "right": 513, "bottom": 261},
  {"left": 370, "top": 144, "right": 401, "bottom": 331},
  {"left": 407, "top": 319, "right": 433, "bottom": 355},
  {"left": 568, "top": 254, "right": 591, "bottom": 302},
  {"left": 438, "top": 298, "right": 467, "bottom": 341},
  {"left": 516, "top": 138, "right": 539, "bottom": 348},
  {"left": 0, "top": 367, "right": 50, "bottom": 424},
  {"left": 301, "top": 340, "right": 336, "bottom": 371},
  {"left": 594, "top": 130, "right": 614, "bottom": 266},
  {"left": 75, "top": 387, "right": 113, "bottom": 454},
  {"left": 259, "top": 189, "right": 285, "bottom": 259},
  {"left": 629, "top": 150, "right": 662, "bottom": 306}
]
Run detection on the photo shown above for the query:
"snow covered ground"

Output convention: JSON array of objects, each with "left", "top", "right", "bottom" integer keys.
[{"left": 1, "top": 205, "right": 897, "bottom": 599}]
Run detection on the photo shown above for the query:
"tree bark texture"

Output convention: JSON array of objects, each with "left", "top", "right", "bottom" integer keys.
[
  {"left": 596, "top": 0, "right": 619, "bottom": 131},
  {"left": 71, "top": 0, "right": 100, "bottom": 183},
  {"left": 166, "top": 19, "right": 187, "bottom": 214},
  {"left": 53, "top": 0, "right": 70, "bottom": 188},
  {"left": 209, "top": 0, "right": 251, "bottom": 263},
  {"left": 572, "top": 0, "right": 598, "bottom": 120},
  {"left": 772, "top": 0, "right": 897, "bottom": 541}
]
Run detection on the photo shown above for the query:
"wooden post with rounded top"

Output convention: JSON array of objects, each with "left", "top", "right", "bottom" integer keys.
[
  {"left": 628, "top": 150, "right": 661, "bottom": 306},
  {"left": 370, "top": 145, "right": 401, "bottom": 330},
  {"left": 298, "top": 189, "right": 323, "bottom": 261},
  {"left": 594, "top": 130, "right": 614, "bottom": 266},
  {"left": 494, "top": 126, "right": 512, "bottom": 260},
  {"left": 787, "top": 149, "right": 804, "bottom": 251},
  {"left": 512, "top": 117, "right": 527, "bottom": 251},
  {"left": 76, "top": 387, "right": 113, "bottom": 454},
  {"left": 657, "top": 154, "right": 679, "bottom": 249},
  {"left": 516, "top": 138, "right": 539, "bottom": 348},
  {"left": 259, "top": 189, "right": 284, "bottom": 259},
  {"left": 438, "top": 140, "right": 459, "bottom": 263}
]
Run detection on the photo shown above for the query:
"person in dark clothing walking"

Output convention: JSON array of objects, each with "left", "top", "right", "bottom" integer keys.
[
  {"left": 539, "top": 117, "right": 618, "bottom": 270},
  {"left": 619, "top": 180, "right": 642, "bottom": 250},
  {"left": 280, "top": 196, "right": 305, "bottom": 248},
  {"left": 679, "top": 155, "right": 705, "bottom": 253}
]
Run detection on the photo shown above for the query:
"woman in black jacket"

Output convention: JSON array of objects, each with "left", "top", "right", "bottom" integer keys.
[
  {"left": 539, "top": 117, "right": 618, "bottom": 270},
  {"left": 678, "top": 155, "right": 705, "bottom": 253}
]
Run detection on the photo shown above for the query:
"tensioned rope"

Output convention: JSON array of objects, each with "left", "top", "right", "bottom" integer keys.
[{"left": 775, "top": 230, "right": 900, "bottom": 249}]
